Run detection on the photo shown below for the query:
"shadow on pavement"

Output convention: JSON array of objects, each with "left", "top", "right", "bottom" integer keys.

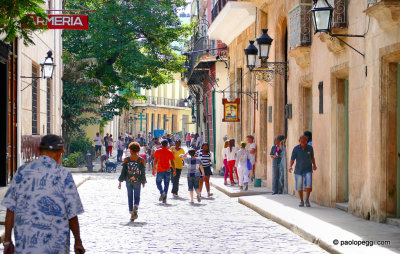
[
  {"left": 155, "top": 203, "right": 176, "bottom": 207},
  {"left": 124, "top": 221, "right": 148, "bottom": 227},
  {"left": 189, "top": 203, "right": 207, "bottom": 207}
]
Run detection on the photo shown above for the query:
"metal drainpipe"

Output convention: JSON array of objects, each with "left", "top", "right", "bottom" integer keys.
[{"left": 212, "top": 89, "right": 216, "bottom": 164}]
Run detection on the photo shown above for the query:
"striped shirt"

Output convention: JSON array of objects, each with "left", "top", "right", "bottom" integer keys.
[{"left": 197, "top": 150, "right": 212, "bottom": 167}]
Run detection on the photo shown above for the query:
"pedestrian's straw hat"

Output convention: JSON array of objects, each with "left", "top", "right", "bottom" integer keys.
[{"left": 39, "top": 135, "right": 64, "bottom": 151}]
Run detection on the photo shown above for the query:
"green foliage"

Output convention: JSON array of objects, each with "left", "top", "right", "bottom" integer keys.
[
  {"left": 69, "top": 136, "right": 93, "bottom": 154},
  {"left": 0, "top": 0, "right": 47, "bottom": 45},
  {"left": 62, "top": 0, "right": 190, "bottom": 143},
  {"left": 63, "top": 152, "right": 85, "bottom": 168}
]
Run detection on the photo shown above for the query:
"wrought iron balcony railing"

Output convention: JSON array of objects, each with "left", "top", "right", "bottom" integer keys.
[
  {"left": 211, "top": 0, "right": 237, "bottom": 23},
  {"left": 135, "top": 96, "right": 190, "bottom": 108}
]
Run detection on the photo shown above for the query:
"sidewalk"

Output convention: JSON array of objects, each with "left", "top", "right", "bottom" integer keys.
[
  {"left": 210, "top": 179, "right": 400, "bottom": 253},
  {"left": 238, "top": 194, "right": 400, "bottom": 254},
  {"left": 210, "top": 177, "right": 272, "bottom": 197}
]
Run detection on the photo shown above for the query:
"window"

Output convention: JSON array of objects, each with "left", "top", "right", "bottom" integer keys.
[
  {"left": 47, "top": 79, "right": 51, "bottom": 134},
  {"left": 32, "top": 65, "right": 39, "bottom": 135}
]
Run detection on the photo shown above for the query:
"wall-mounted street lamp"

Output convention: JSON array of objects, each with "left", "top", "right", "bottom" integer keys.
[
  {"left": 21, "top": 51, "right": 55, "bottom": 80},
  {"left": 244, "top": 29, "right": 288, "bottom": 82},
  {"left": 42, "top": 51, "right": 55, "bottom": 79},
  {"left": 309, "top": 0, "right": 365, "bottom": 57},
  {"left": 21, "top": 51, "right": 56, "bottom": 91},
  {"left": 191, "top": 115, "right": 197, "bottom": 124}
]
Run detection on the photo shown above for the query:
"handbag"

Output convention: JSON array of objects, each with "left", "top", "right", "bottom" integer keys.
[{"left": 247, "top": 158, "right": 252, "bottom": 171}]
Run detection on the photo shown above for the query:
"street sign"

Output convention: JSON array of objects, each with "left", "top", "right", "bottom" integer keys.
[{"left": 32, "top": 15, "right": 89, "bottom": 30}]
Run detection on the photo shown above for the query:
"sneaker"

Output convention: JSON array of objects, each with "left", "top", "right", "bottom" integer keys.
[
  {"left": 132, "top": 210, "right": 138, "bottom": 220},
  {"left": 244, "top": 184, "right": 248, "bottom": 191},
  {"left": 173, "top": 194, "right": 179, "bottom": 198},
  {"left": 207, "top": 193, "right": 213, "bottom": 197},
  {"left": 162, "top": 199, "right": 167, "bottom": 204},
  {"left": 299, "top": 201, "right": 304, "bottom": 207},
  {"left": 159, "top": 193, "right": 166, "bottom": 201},
  {"left": 305, "top": 200, "right": 311, "bottom": 207},
  {"left": 197, "top": 195, "right": 201, "bottom": 203}
]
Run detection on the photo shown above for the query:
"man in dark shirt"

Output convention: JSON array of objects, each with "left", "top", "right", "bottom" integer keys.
[
  {"left": 289, "top": 136, "right": 317, "bottom": 207},
  {"left": 104, "top": 133, "right": 109, "bottom": 155}
]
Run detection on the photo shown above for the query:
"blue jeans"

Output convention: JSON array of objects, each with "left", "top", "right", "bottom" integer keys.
[
  {"left": 126, "top": 182, "right": 141, "bottom": 213},
  {"left": 272, "top": 164, "right": 283, "bottom": 194},
  {"left": 117, "top": 149, "right": 123, "bottom": 162},
  {"left": 156, "top": 171, "right": 171, "bottom": 198}
]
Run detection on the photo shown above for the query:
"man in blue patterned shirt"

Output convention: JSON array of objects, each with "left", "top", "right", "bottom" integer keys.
[{"left": 1, "top": 135, "right": 85, "bottom": 254}]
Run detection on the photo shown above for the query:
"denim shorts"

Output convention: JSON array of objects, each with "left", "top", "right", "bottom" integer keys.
[
  {"left": 295, "top": 172, "right": 312, "bottom": 190},
  {"left": 187, "top": 176, "right": 200, "bottom": 191}
]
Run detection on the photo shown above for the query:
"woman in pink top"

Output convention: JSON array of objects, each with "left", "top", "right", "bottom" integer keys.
[{"left": 186, "top": 133, "right": 191, "bottom": 148}]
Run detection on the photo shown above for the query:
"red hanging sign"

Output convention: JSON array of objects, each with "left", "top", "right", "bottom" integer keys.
[
  {"left": 222, "top": 98, "right": 240, "bottom": 122},
  {"left": 32, "top": 15, "right": 89, "bottom": 30}
]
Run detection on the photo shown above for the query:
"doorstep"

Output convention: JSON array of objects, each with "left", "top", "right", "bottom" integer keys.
[
  {"left": 210, "top": 177, "right": 272, "bottom": 197},
  {"left": 239, "top": 195, "right": 400, "bottom": 254}
]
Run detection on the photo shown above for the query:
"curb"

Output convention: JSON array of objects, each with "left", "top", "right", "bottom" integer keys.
[
  {"left": 76, "top": 176, "right": 91, "bottom": 188},
  {"left": 238, "top": 197, "right": 341, "bottom": 254},
  {"left": 0, "top": 176, "right": 91, "bottom": 243},
  {"left": 210, "top": 181, "right": 271, "bottom": 198}
]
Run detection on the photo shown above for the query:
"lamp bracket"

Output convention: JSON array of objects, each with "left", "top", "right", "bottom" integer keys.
[
  {"left": 251, "top": 59, "right": 289, "bottom": 82},
  {"left": 215, "top": 90, "right": 259, "bottom": 110},
  {"left": 329, "top": 34, "right": 365, "bottom": 57}
]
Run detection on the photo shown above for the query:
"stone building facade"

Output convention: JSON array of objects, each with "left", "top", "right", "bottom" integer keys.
[
  {"left": 208, "top": 0, "right": 400, "bottom": 222},
  {"left": 0, "top": 0, "right": 64, "bottom": 185},
  {"left": 118, "top": 74, "right": 194, "bottom": 139}
]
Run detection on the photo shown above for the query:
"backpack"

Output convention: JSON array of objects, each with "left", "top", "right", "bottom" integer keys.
[{"left": 126, "top": 157, "right": 143, "bottom": 184}]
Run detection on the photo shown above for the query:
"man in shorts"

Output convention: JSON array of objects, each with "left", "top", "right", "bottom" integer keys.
[
  {"left": 289, "top": 136, "right": 317, "bottom": 207},
  {"left": 94, "top": 132, "right": 102, "bottom": 157}
]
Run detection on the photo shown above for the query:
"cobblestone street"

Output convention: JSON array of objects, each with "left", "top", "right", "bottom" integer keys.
[{"left": 72, "top": 167, "right": 326, "bottom": 254}]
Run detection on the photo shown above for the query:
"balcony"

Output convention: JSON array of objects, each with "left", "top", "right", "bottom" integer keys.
[
  {"left": 365, "top": 0, "right": 400, "bottom": 30},
  {"left": 208, "top": 0, "right": 256, "bottom": 45},
  {"left": 183, "top": 19, "right": 228, "bottom": 86},
  {"left": 211, "top": 0, "right": 235, "bottom": 23},
  {"left": 135, "top": 96, "right": 190, "bottom": 109}
]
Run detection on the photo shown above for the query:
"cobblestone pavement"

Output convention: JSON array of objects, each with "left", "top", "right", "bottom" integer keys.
[{"left": 71, "top": 167, "right": 327, "bottom": 254}]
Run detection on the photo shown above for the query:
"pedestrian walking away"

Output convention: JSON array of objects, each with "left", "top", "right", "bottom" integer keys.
[
  {"left": 197, "top": 143, "right": 213, "bottom": 197},
  {"left": 181, "top": 148, "right": 205, "bottom": 203},
  {"left": 170, "top": 139, "right": 185, "bottom": 197},
  {"left": 117, "top": 136, "right": 125, "bottom": 162},
  {"left": 152, "top": 139, "right": 176, "bottom": 203},
  {"left": 1, "top": 135, "right": 85, "bottom": 254},
  {"left": 236, "top": 142, "right": 250, "bottom": 190},
  {"left": 247, "top": 135, "right": 256, "bottom": 181},
  {"left": 222, "top": 140, "right": 230, "bottom": 185},
  {"left": 94, "top": 132, "right": 102, "bottom": 157},
  {"left": 270, "top": 136, "right": 283, "bottom": 194},
  {"left": 139, "top": 142, "right": 147, "bottom": 162},
  {"left": 104, "top": 133, "right": 109, "bottom": 155},
  {"left": 226, "top": 139, "right": 239, "bottom": 185},
  {"left": 108, "top": 134, "right": 114, "bottom": 157},
  {"left": 118, "top": 142, "right": 147, "bottom": 221},
  {"left": 289, "top": 135, "right": 318, "bottom": 207}
]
